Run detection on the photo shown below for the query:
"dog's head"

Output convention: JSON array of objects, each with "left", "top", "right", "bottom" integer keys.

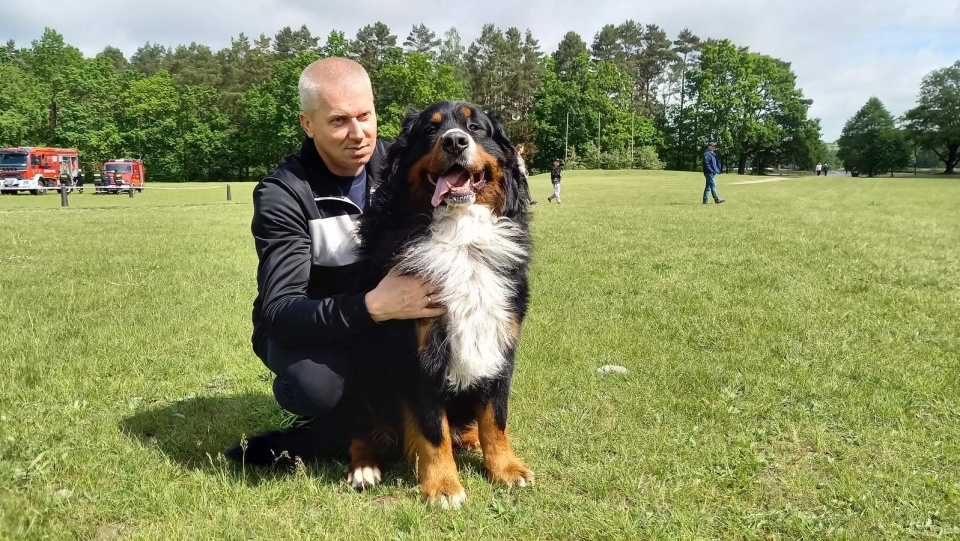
[{"left": 379, "top": 101, "right": 528, "bottom": 218}]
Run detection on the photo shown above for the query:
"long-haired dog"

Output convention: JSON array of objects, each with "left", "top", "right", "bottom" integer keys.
[{"left": 232, "top": 101, "right": 533, "bottom": 508}]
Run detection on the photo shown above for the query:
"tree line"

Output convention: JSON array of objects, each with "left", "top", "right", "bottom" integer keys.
[{"left": 0, "top": 23, "right": 827, "bottom": 180}]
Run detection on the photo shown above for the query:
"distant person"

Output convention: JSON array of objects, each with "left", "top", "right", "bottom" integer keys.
[
  {"left": 702, "top": 142, "right": 725, "bottom": 205},
  {"left": 822, "top": 163, "right": 830, "bottom": 176},
  {"left": 547, "top": 158, "right": 562, "bottom": 204},
  {"left": 76, "top": 169, "right": 84, "bottom": 194},
  {"left": 515, "top": 144, "right": 537, "bottom": 205},
  {"left": 816, "top": 162, "right": 823, "bottom": 176}
]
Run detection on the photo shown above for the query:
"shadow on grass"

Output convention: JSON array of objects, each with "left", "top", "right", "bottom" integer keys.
[
  {"left": 118, "top": 393, "right": 487, "bottom": 486},
  {"left": 119, "top": 393, "right": 349, "bottom": 485}
]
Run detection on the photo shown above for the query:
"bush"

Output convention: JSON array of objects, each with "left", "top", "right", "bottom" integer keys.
[{"left": 634, "top": 146, "right": 665, "bottom": 170}]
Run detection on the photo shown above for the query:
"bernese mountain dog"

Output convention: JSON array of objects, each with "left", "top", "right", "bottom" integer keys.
[{"left": 234, "top": 101, "right": 533, "bottom": 509}]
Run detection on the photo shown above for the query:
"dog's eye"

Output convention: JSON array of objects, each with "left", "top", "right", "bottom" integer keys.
[{"left": 468, "top": 123, "right": 483, "bottom": 133}]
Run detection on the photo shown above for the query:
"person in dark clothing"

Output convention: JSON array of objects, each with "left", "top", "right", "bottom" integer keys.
[
  {"left": 547, "top": 159, "right": 562, "bottom": 204},
  {"left": 702, "top": 142, "right": 726, "bottom": 204},
  {"left": 248, "top": 58, "right": 446, "bottom": 425}
]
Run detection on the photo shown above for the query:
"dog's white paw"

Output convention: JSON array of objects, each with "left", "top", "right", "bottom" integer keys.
[
  {"left": 347, "top": 465, "right": 382, "bottom": 490},
  {"left": 436, "top": 489, "right": 467, "bottom": 510}
]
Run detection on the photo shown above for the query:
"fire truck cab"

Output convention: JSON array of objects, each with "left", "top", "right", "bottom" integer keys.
[
  {"left": 0, "top": 147, "right": 79, "bottom": 195},
  {"left": 96, "top": 159, "right": 146, "bottom": 194}
]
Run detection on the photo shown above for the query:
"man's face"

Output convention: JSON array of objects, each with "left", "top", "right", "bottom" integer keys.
[{"left": 299, "top": 79, "right": 377, "bottom": 176}]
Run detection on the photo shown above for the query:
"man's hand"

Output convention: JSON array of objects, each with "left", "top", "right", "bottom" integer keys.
[{"left": 364, "top": 269, "right": 447, "bottom": 322}]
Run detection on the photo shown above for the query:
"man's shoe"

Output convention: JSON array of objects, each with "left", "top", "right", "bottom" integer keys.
[
  {"left": 716, "top": 199, "right": 726, "bottom": 204},
  {"left": 703, "top": 201, "right": 709, "bottom": 205}
]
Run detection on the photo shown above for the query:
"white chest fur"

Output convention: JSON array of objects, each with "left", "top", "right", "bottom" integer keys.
[{"left": 395, "top": 204, "right": 528, "bottom": 390}]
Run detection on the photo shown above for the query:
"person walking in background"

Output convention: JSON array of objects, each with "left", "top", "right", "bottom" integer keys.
[
  {"left": 822, "top": 163, "right": 830, "bottom": 176},
  {"left": 703, "top": 142, "right": 726, "bottom": 205},
  {"left": 816, "top": 162, "right": 823, "bottom": 176},
  {"left": 516, "top": 143, "right": 537, "bottom": 205},
  {"left": 547, "top": 158, "right": 562, "bottom": 204}
]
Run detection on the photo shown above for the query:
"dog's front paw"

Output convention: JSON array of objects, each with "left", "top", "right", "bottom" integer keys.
[
  {"left": 420, "top": 477, "right": 467, "bottom": 509},
  {"left": 347, "top": 464, "right": 382, "bottom": 490},
  {"left": 488, "top": 461, "right": 534, "bottom": 488}
]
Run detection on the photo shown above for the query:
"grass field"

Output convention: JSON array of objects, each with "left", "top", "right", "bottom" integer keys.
[{"left": 1, "top": 171, "right": 959, "bottom": 540}]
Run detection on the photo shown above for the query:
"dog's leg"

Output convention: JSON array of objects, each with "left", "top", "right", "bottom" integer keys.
[
  {"left": 452, "top": 424, "right": 481, "bottom": 452},
  {"left": 403, "top": 403, "right": 466, "bottom": 509},
  {"left": 475, "top": 385, "right": 534, "bottom": 488},
  {"left": 346, "top": 438, "right": 382, "bottom": 490}
]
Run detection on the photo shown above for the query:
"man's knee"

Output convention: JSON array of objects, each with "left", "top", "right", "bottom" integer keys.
[{"left": 273, "top": 359, "right": 346, "bottom": 418}]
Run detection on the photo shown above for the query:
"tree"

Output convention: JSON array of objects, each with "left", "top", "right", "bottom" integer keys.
[
  {"left": 684, "top": 40, "right": 813, "bottom": 174},
  {"left": 552, "top": 32, "right": 588, "bottom": 77},
  {"left": 120, "top": 70, "right": 182, "bottom": 179},
  {"left": 437, "top": 28, "right": 467, "bottom": 81},
  {"left": 273, "top": 25, "right": 319, "bottom": 59},
  {"left": 320, "top": 30, "right": 351, "bottom": 58},
  {"left": 130, "top": 42, "right": 168, "bottom": 76},
  {"left": 373, "top": 53, "right": 467, "bottom": 140},
  {"left": 403, "top": 24, "right": 440, "bottom": 57},
  {"left": 0, "top": 63, "right": 48, "bottom": 146},
  {"left": 96, "top": 46, "right": 129, "bottom": 72},
  {"left": 903, "top": 61, "right": 960, "bottom": 174},
  {"left": 837, "top": 97, "right": 912, "bottom": 177},
  {"left": 352, "top": 23, "right": 400, "bottom": 71}
]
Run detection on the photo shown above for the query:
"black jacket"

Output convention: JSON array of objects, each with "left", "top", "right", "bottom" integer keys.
[
  {"left": 250, "top": 136, "right": 391, "bottom": 360},
  {"left": 550, "top": 165, "right": 562, "bottom": 181}
]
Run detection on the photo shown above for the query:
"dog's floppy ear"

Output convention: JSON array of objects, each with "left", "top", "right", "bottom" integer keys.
[
  {"left": 399, "top": 108, "right": 420, "bottom": 137},
  {"left": 485, "top": 109, "right": 529, "bottom": 218}
]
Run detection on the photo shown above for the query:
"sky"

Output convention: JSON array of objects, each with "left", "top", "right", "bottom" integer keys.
[{"left": 3, "top": 0, "right": 958, "bottom": 141}]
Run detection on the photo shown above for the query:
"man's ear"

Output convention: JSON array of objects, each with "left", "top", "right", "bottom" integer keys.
[{"left": 299, "top": 111, "right": 315, "bottom": 139}]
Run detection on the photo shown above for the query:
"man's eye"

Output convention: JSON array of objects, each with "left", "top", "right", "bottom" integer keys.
[{"left": 358, "top": 113, "right": 370, "bottom": 121}]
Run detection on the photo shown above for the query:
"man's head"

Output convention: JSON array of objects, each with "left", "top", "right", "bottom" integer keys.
[
  {"left": 298, "top": 58, "right": 377, "bottom": 176},
  {"left": 553, "top": 159, "right": 560, "bottom": 166},
  {"left": 707, "top": 141, "right": 718, "bottom": 151}
]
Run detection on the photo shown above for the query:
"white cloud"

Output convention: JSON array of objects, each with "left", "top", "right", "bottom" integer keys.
[{"left": 2, "top": 0, "right": 957, "bottom": 140}]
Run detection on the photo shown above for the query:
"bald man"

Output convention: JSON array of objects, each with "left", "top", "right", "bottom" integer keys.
[{"left": 247, "top": 58, "right": 445, "bottom": 440}]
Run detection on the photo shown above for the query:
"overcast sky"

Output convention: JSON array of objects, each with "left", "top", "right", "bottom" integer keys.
[{"left": 3, "top": 0, "right": 958, "bottom": 141}]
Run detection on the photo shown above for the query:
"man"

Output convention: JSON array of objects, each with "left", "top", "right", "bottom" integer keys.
[
  {"left": 248, "top": 58, "right": 446, "bottom": 432},
  {"left": 822, "top": 162, "right": 830, "bottom": 176},
  {"left": 815, "top": 162, "right": 823, "bottom": 176},
  {"left": 547, "top": 159, "right": 562, "bottom": 204},
  {"left": 703, "top": 142, "right": 725, "bottom": 204}
]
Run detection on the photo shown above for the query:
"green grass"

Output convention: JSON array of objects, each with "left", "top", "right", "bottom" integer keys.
[{"left": 1, "top": 171, "right": 959, "bottom": 540}]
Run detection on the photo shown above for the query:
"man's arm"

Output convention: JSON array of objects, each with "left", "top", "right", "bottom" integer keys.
[{"left": 252, "top": 179, "right": 377, "bottom": 349}]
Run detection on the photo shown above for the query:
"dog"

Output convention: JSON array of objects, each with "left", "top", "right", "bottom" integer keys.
[{"left": 231, "top": 101, "right": 534, "bottom": 509}]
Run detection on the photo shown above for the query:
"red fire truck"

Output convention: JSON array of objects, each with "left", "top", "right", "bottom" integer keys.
[
  {"left": 0, "top": 147, "right": 79, "bottom": 195},
  {"left": 96, "top": 158, "right": 146, "bottom": 193}
]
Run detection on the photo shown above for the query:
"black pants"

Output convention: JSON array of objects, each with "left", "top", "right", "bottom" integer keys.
[{"left": 260, "top": 321, "right": 415, "bottom": 418}]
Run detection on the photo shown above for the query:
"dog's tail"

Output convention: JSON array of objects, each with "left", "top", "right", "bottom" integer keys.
[{"left": 224, "top": 419, "right": 348, "bottom": 467}]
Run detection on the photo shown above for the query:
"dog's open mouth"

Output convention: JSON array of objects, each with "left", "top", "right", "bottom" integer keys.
[{"left": 428, "top": 166, "right": 487, "bottom": 207}]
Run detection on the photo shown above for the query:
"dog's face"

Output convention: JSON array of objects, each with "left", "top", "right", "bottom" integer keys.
[{"left": 394, "top": 101, "right": 520, "bottom": 213}]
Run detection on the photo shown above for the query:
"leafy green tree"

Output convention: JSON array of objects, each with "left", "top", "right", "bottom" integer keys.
[
  {"left": 120, "top": 70, "right": 181, "bottom": 179},
  {"left": 320, "top": 31, "right": 352, "bottom": 58},
  {"left": 373, "top": 53, "right": 467, "bottom": 140},
  {"left": 0, "top": 63, "right": 48, "bottom": 146},
  {"left": 837, "top": 97, "right": 912, "bottom": 177},
  {"left": 903, "top": 61, "right": 960, "bottom": 174}
]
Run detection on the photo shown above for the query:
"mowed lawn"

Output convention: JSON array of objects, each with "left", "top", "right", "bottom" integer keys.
[{"left": 1, "top": 171, "right": 958, "bottom": 540}]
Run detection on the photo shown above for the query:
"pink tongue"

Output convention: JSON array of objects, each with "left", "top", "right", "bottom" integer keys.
[{"left": 431, "top": 169, "right": 471, "bottom": 207}]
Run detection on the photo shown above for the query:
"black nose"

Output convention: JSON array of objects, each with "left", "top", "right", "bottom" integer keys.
[{"left": 441, "top": 132, "right": 470, "bottom": 154}]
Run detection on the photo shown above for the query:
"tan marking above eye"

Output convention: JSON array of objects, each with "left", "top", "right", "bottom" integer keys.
[
  {"left": 461, "top": 107, "right": 472, "bottom": 118},
  {"left": 431, "top": 112, "right": 442, "bottom": 123}
]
